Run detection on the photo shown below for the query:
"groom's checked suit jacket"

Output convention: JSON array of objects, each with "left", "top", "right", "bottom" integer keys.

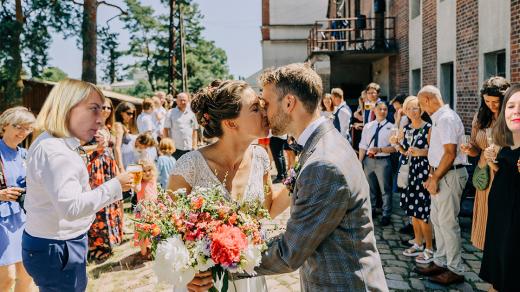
[{"left": 256, "top": 121, "right": 388, "bottom": 291}]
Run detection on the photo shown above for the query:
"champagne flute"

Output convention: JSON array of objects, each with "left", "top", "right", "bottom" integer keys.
[
  {"left": 485, "top": 128, "right": 498, "bottom": 163},
  {"left": 460, "top": 135, "right": 470, "bottom": 165},
  {"left": 390, "top": 127, "right": 399, "bottom": 146},
  {"left": 405, "top": 130, "right": 414, "bottom": 157}
]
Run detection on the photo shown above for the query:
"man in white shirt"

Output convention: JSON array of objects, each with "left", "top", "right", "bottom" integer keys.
[
  {"left": 358, "top": 101, "right": 396, "bottom": 226},
  {"left": 163, "top": 92, "right": 199, "bottom": 160},
  {"left": 136, "top": 98, "right": 155, "bottom": 137},
  {"left": 331, "top": 88, "right": 352, "bottom": 141},
  {"left": 415, "top": 85, "right": 468, "bottom": 285}
]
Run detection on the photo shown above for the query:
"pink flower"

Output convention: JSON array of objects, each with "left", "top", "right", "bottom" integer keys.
[{"left": 210, "top": 225, "right": 248, "bottom": 266}]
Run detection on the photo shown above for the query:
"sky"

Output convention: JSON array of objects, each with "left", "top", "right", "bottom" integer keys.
[{"left": 47, "top": 0, "right": 262, "bottom": 82}]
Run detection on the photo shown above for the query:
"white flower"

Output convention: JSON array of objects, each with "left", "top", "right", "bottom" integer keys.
[
  {"left": 241, "top": 243, "right": 263, "bottom": 275},
  {"left": 153, "top": 236, "right": 196, "bottom": 287}
]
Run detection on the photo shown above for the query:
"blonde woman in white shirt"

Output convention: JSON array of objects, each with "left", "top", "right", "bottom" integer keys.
[{"left": 22, "top": 79, "right": 133, "bottom": 292}]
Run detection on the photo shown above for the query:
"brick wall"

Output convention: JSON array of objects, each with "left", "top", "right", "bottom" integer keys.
[
  {"left": 511, "top": 1, "right": 520, "bottom": 83},
  {"left": 456, "top": 0, "right": 479, "bottom": 131},
  {"left": 422, "top": 0, "right": 437, "bottom": 86},
  {"left": 389, "top": 0, "right": 409, "bottom": 97},
  {"left": 261, "top": 0, "right": 270, "bottom": 41}
]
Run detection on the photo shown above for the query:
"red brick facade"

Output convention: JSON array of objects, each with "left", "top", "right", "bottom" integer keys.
[
  {"left": 511, "top": 0, "right": 520, "bottom": 83},
  {"left": 389, "top": 0, "right": 409, "bottom": 96},
  {"left": 261, "top": 0, "right": 270, "bottom": 41},
  {"left": 421, "top": 0, "right": 437, "bottom": 86},
  {"left": 456, "top": 0, "right": 480, "bottom": 130}
]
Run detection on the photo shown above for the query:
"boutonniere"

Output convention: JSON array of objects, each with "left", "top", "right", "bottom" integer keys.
[{"left": 283, "top": 159, "right": 301, "bottom": 196}]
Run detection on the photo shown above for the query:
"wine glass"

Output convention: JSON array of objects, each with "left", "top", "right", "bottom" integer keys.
[
  {"left": 405, "top": 130, "right": 414, "bottom": 146},
  {"left": 485, "top": 128, "right": 498, "bottom": 163},
  {"left": 390, "top": 127, "right": 399, "bottom": 145},
  {"left": 460, "top": 135, "right": 470, "bottom": 165}
]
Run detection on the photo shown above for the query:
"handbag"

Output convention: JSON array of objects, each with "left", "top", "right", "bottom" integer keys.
[{"left": 472, "top": 164, "right": 490, "bottom": 191}]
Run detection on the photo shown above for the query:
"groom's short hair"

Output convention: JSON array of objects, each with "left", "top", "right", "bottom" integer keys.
[{"left": 259, "top": 63, "right": 323, "bottom": 114}]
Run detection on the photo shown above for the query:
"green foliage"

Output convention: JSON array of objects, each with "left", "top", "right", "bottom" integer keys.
[
  {"left": 114, "top": 79, "right": 153, "bottom": 99},
  {"left": 99, "top": 26, "right": 123, "bottom": 84},
  {"left": 122, "top": 0, "right": 232, "bottom": 94},
  {"left": 40, "top": 67, "right": 68, "bottom": 82}
]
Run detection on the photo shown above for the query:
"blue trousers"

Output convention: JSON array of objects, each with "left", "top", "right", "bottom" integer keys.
[{"left": 22, "top": 231, "right": 88, "bottom": 292}]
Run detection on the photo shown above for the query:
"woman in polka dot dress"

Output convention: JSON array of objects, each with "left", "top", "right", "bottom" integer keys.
[{"left": 391, "top": 96, "right": 434, "bottom": 264}]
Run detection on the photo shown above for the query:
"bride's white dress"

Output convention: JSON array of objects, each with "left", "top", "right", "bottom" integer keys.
[{"left": 170, "top": 145, "right": 270, "bottom": 292}]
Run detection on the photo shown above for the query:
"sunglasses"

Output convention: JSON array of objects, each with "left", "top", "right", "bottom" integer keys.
[
  {"left": 102, "top": 106, "right": 112, "bottom": 111},
  {"left": 125, "top": 111, "right": 135, "bottom": 116},
  {"left": 12, "top": 124, "right": 34, "bottom": 133}
]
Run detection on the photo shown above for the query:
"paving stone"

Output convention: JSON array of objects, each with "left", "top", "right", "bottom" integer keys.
[
  {"left": 386, "top": 273, "right": 404, "bottom": 281},
  {"left": 386, "top": 259, "right": 410, "bottom": 268},
  {"left": 383, "top": 266, "right": 408, "bottom": 276},
  {"left": 380, "top": 254, "right": 397, "bottom": 260},
  {"left": 378, "top": 248, "right": 392, "bottom": 254},
  {"left": 386, "top": 279, "right": 411, "bottom": 290},
  {"left": 466, "top": 260, "right": 481, "bottom": 270},
  {"left": 463, "top": 271, "right": 482, "bottom": 282},
  {"left": 410, "top": 278, "right": 425, "bottom": 290}
]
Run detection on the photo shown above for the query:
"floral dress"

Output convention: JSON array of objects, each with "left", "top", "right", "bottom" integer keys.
[
  {"left": 87, "top": 133, "right": 123, "bottom": 261},
  {"left": 399, "top": 123, "right": 432, "bottom": 221}
]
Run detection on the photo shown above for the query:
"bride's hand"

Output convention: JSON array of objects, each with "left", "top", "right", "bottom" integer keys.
[{"left": 187, "top": 271, "right": 213, "bottom": 292}]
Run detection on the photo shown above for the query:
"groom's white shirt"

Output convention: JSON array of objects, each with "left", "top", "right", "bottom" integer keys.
[{"left": 297, "top": 116, "right": 327, "bottom": 147}]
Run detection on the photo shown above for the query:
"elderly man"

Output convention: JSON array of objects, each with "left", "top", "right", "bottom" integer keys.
[
  {"left": 163, "top": 92, "right": 198, "bottom": 160},
  {"left": 416, "top": 85, "right": 468, "bottom": 285}
]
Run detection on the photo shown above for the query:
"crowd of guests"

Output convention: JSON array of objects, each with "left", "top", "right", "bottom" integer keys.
[
  {"left": 0, "top": 74, "right": 519, "bottom": 291},
  {"left": 320, "top": 78, "right": 519, "bottom": 289}
]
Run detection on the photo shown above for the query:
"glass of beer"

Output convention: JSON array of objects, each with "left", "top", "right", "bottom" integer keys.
[{"left": 127, "top": 164, "right": 143, "bottom": 187}]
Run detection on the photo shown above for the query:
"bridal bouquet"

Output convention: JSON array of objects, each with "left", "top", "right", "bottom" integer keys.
[{"left": 134, "top": 185, "right": 270, "bottom": 291}]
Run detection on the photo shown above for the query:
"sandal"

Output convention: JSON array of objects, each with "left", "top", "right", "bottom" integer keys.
[
  {"left": 403, "top": 243, "right": 424, "bottom": 257},
  {"left": 415, "top": 248, "right": 434, "bottom": 264}
]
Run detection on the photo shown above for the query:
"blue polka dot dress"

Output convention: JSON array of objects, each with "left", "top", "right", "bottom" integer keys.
[{"left": 399, "top": 123, "right": 432, "bottom": 221}]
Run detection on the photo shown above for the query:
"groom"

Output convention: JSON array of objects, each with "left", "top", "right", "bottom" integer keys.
[{"left": 247, "top": 63, "right": 387, "bottom": 291}]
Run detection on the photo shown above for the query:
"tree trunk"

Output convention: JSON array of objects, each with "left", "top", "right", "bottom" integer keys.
[
  {"left": 81, "top": 0, "right": 97, "bottom": 83},
  {"left": 145, "top": 40, "right": 156, "bottom": 92},
  {"left": 109, "top": 49, "right": 116, "bottom": 84},
  {"left": 168, "top": 0, "right": 176, "bottom": 94},
  {"left": 2, "top": 0, "right": 25, "bottom": 110}
]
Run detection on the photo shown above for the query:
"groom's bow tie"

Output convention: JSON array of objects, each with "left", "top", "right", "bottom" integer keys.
[{"left": 289, "top": 142, "right": 303, "bottom": 153}]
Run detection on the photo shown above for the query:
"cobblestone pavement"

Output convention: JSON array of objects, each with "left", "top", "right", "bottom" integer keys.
[{"left": 265, "top": 190, "right": 489, "bottom": 292}]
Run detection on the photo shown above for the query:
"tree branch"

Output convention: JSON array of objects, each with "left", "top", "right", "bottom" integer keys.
[
  {"left": 70, "top": 0, "right": 83, "bottom": 5},
  {"left": 97, "top": 1, "right": 127, "bottom": 15},
  {"left": 106, "top": 13, "right": 123, "bottom": 24}
]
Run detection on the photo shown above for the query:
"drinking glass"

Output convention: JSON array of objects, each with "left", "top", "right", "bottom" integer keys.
[
  {"left": 127, "top": 164, "right": 143, "bottom": 187},
  {"left": 460, "top": 135, "right": 470, "bottom": 165},
  {"left": 390, "top": 127, "right": 399, "bottom": 145},
  {"left": 485, "top": 128, "right": 499, "bottom": 163},
  {"left": 405, "top": 130, "right": 414, "bottom": 146}
]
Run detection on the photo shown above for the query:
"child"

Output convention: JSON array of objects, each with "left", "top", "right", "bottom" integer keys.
[
  {"left": 156, "top": 138, "right": 177, "bottom": 189},
  {"left": 134, "top": 131, "right": 158, "bottom": 163},
  {"left": 134, "top": 159, "right": 158, "bottom": 258}
]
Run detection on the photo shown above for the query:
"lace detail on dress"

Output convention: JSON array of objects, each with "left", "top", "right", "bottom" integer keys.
[{"left": 169, "top": 146, "right": 268, "bottom": 204}]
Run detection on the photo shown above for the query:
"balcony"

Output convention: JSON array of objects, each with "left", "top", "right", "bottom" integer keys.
[{"left": 307, "top": 16, "right": 397, "bottom": 57}]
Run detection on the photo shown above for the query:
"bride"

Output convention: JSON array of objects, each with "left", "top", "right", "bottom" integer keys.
[{"left": 168, "top": 80, "right": 290, "bottom": 292}]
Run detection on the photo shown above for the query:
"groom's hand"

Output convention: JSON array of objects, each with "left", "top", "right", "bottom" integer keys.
[{"left": 187, "top": 271, "right": 213, "bottom": 292}]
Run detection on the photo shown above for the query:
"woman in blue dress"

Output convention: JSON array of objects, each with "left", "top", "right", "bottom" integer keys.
[{"left": 0, "top": 106, "right": 36, "bottom": 292}]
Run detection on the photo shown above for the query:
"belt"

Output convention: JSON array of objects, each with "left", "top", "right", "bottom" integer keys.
[
  {"left": 368, "top": 156, "right": 390, "bottom": 160},
  {"left": 431, "top": 164, "right": 467, "bottom": 171}
]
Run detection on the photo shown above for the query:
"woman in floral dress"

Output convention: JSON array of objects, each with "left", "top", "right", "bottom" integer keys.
[{"left": 87, "top": 98, "right": 124, "bottom": 261}]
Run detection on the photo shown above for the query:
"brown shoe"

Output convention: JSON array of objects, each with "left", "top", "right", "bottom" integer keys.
[
  {"left": 415, "top": 263, "right": 448, "bottom": 276},
  {"left": 429, "top": 270, "right": 465, "bottom": 285}
]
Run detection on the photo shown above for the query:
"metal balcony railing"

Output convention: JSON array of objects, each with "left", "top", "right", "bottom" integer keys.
[{"left": 307, "top": 17, "right": 397, "bottom": 55}]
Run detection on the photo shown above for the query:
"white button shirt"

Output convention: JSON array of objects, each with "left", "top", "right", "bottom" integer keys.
[
  {"left": 428, "top": 105, "right": 467, "bottom": 168},
  {"left": 334, "top": 101, "right": 352, "bottom": 140},
  {"left": 153, "top": 106, "right": 167, "bottom": 137},
  {"left": 297, "top": 116, "right": 327, "bottom": 147},
  {"left": 24, "top": 132, "right": 122, "bottom": 240},
  {"left": 359, "top": 119, "right": 394, "bottom": 157},
  {"left": 137, "top": 111, "right": 155, "bottom": 136},
  {"left": 164, "top": 107, "right": 199, "bottom": 151}
]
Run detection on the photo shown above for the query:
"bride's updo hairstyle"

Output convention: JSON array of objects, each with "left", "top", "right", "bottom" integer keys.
[{"left": 192, "top": 79, "right": 251, "bottom": 138}]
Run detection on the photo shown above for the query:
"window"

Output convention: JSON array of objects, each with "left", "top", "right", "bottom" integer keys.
[
  {"left": 484, "top": 50, "right": 506, "bottom": 79},
  {"left": 440, "top": 62, "right": 454, "bottom": 108},
  {"left": 411, "top": 69, "right": 421, "bottom": 95},
  {"left": 410, "top": 0, "right": 421, "bottom": 19}
]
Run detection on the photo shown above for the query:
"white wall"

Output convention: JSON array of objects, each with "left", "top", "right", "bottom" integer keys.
[
  {"left": 372, "top": 57, "right": 390, "bottom": 97},
  {"left": 436, "top": 0, "right": 456, "bottom": 107},
  {"left": 478, "top": 0, "right": 510, "bottom": 82},
  {"left": 262, "top": 40, "right": 309, "bottom": 68},
  {"left": 270, "top": 0, "right": 328, "bottom": 25},
  {"left": 408, "top": 0, "right": 422, "bottom": 93},
  {"left": 270, "top": 26, "right": 314, "bottom": 40}
]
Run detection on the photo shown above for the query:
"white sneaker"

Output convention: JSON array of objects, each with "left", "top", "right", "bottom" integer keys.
[
  {"left": 403, "top": 243, "right": 424, "bottom": 257},
  {"left": 415, "top": 248, "right": 434, "bottom": 264}
]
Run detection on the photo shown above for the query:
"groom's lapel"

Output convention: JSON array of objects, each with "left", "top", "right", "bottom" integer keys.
[{"left": 297, "top": 121, "right": 335, "bottom": 168}]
